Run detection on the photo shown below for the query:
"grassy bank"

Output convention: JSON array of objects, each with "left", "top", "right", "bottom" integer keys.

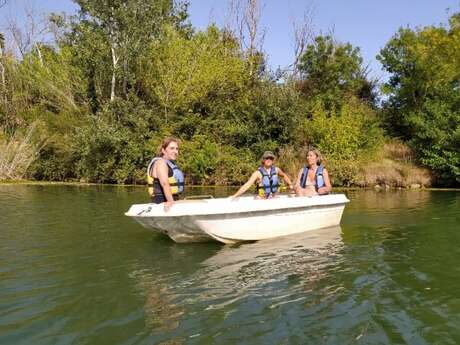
[
  {"left": 276, "top": 141, "right": 434, "bottom": 189},
  {"left": 356, "top": 142, "right": 432, "bottom": 189},
  {"left": 0, "top": 141, "right": 443, "bottom": 190}
]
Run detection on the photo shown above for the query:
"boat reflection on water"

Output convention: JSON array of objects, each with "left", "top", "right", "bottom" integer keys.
[
  {"left": 198, "top": 226, "right": 343, "bottom": 294},
  {"left": 129, "top": 226, "right": 344, "bottom": 339},
  {"left": 203, "top": 225, "right": 342, "bottom": 270}
]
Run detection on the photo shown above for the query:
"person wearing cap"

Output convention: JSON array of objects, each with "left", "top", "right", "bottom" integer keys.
[{"left": 231, "top": 151, "right": 294, "bottom": 199}]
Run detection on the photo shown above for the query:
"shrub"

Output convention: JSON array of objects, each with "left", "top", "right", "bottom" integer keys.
[
  {"left": 298, "top": 98, "right": 383, "bottom": 185},
  {"left": 179, "top": 135, "right": 254, "bottom": 185}
]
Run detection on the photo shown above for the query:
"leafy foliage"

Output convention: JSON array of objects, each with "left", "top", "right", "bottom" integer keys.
[
  {"left": 298, "top": 35, "right": 376, "bottom": 107},
  {"left": 140, "top": 25, "right": 247, "bottom": 119},
  {"left": 4, "top": 0, "right": 453, "bottom": 188},
  {"left": 378, "top": 13, "right": 460, "bottom": 184},
  {"left": 298, "top": 98, "right": 383, "bottom": 185}
]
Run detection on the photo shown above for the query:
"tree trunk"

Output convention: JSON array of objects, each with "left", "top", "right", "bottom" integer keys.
[
  {"left": 35, "top": 43, "right": 44, "bottom": 66},
  {"left": 111, "top": 70, "right": 116, "bottom": 102},
  {"left": 123, "top": 58, "right": 128, "bottom": 98},
  {"left": 0, "top": 45, "right": 5, "bottom": 89},
  {"left": 0, "top": 62, "right": 4, "bottom": 88},
  {"left": 110, "top": 44, "right": 119, "bottom": 102},
  {"left": 0, "top": 44, "right": 6, "bottom": 105}
]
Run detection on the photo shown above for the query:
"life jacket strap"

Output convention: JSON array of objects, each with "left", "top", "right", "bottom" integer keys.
[
  {"left": 257, "top": 166, "right": 279, "bottom": 195},
  {"left": 300, "top": 165, "right": 325, "bottom": 190}
]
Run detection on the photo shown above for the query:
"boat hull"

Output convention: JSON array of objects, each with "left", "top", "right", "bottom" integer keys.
[
  {"left": 195, "top": 204, "right": 345, "bottom": 243},
  {"left": 126, "top": 194, "right": 349, "bottom": 244}
]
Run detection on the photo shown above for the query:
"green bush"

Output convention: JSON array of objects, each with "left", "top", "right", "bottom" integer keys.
[
  {"left": 74, "top": 118, "right": 143, "bottom": 183},
  {"left": 72, "top": 99, "right": 158, "bottom": 184},
  {"left": 299, "top": 98, "right": 384, "bottom": 185},
  {"left": 408, "top": 98, "right": 460, "bottom": 184},
  {"left": 179, "top": 135, "right": 254, "bottom": 185}
]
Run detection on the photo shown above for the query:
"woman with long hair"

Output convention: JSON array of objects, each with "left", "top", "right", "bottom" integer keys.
[
  {"left": 146, "top": 137, "right": 185, "bottom": 211},
  {"left": 295, "top": 148, "right": 332, "bottom": 196}
]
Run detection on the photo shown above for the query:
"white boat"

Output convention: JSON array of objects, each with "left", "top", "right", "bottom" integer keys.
[{"left": 125, "top": 194, "right": 349, "bottom": 244}]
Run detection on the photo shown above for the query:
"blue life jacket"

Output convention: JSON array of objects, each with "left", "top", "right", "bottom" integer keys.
[
  {"left": 147, "top": 157, "right": 185, "bottom": 196},
  {"left": 300, "top": 164, "right": 325, "bottom": 191},
  {"left": 256, "top": 166, "right": 279, "bottom": 197}
]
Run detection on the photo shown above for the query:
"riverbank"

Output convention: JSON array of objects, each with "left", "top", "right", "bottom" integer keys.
[
  {"left": 355, "top": 142, "right": 434, "bottom": 189},
  {"left": 1, "top": 140, "right": 457, "bottom": 190},
  {"left": 1, "top": 180, "right": 459, "bottom": 191}
]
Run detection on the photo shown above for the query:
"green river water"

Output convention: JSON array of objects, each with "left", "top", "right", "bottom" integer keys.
[{"left": 0, "top": 185, "right": 459, "bottom": 345}]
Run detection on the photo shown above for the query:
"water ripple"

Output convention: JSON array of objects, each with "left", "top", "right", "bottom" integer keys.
[{"left": 1, "top": 186, "right": 460, "bottom": 344}]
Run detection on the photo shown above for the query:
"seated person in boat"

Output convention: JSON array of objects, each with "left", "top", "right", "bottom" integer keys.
[
  {"left": 232, "top": 151, "right": 293, "bottom": 199},
  {"left": 295, "top": 148, "right": 332, "bottom": 196},
  {"left": 146, "top": 137, "right": 185, "bottom": 211}
]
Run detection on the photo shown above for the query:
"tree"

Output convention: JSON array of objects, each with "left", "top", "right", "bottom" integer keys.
[
  {"left": 290, "top": 5, "right": 315, "bottom": 77},
  {"left": 70, "top": 0, "right": 188, "bottom": 102},
  {"left": 378, "top": 13, "right": 460, "bottom": 184},
  {"left": 378, "top": 12, "right": 460, "bottom": 184},
  {"left": 226, "top": 0, "right": 265, "bottom": 77},
  {"left": 298, "top": 35, "right": 376, "bottom": 107},
  {"left": 141, "top": 25, "right": 247, "bottom": 121}
]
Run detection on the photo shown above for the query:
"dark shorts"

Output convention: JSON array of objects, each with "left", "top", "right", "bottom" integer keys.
[{"left": 151, "top": 194, "right": 179, "bottom": 204}]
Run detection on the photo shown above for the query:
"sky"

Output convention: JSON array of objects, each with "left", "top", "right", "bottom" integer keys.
[{"left": 1, "top": 0, "right": 458, "bottom": 80}]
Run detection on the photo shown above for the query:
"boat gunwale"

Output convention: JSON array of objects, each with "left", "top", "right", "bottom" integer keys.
[{"left": 125, "top": 194, "right": 349, "bottom": 218}]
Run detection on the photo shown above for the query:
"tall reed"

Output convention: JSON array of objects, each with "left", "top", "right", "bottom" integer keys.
[{"left": 0, "top": 122, "right": 43, "bottom": 180}]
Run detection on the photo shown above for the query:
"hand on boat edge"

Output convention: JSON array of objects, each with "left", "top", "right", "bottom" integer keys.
[{"left": 164, "top": 201, "right": 174, "bottom": 212}]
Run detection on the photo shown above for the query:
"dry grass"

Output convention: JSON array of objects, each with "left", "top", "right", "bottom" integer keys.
[
  {"left": 0, "top": 122, "right": 44, "bottom": 181},
  {"left": 383, "top": 141, "right": 416, "bottom": 163},
  {"left": 356, "top": 141, "right": 432, "bottom": 188},
  {"left": 277, "top": 141, "right": 432, "bottom": 188},
  {"left": 277, "top": 145, "right": 307, "bottom": 181}
]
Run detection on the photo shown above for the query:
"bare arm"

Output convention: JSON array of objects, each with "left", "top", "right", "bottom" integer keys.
[
  {"left": 156, "top": 159, "right": 175, "bottom": 204},
  {"left": 276, "top": 167, "right": 293, "bottom": 190},
  {"left": 294, "top": 168, "right": 303, "bottom": 191},
  {"left": 232, "top": 171, "right": 260, "bottom": 198},
  {"left": 317, "top": 168, "right": 332, "bottom": 195}
]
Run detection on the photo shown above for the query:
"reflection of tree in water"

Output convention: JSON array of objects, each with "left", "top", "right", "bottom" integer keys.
[
  {"left": 128, "top": 242, "right": 221, "bottom": 343},
  {"left": 158, "top": 340, "right": 184, "bottom": 345},
  {"left": 346, "top": 190, "right": 432, "bottom": 212},
  {"left": 130, "top": 269, "right": 184, "bottom": 335}
]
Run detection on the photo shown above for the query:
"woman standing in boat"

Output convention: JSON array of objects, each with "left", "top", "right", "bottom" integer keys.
[
  {"left": 147, "top": 137, "right": 185, "bottom": 211},
  {"left": 232, "top": 151, "right": 294, "bottom": 199},
  {"left": 295, "top": 148, "right": 332, "bottom": 196}
]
